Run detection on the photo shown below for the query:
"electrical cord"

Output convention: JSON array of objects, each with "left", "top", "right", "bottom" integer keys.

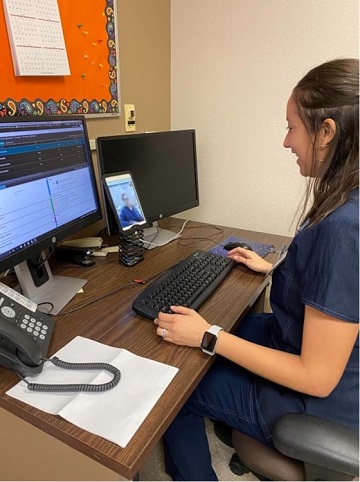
[
  {"left": 37, "top": 302, "right": 55, "bottom": 315},
  {"left": 30, "top": 246, "right": 56, "bottom": 271},
  {"left": 18, "top": 357, "right": 121, "bottom": 393},
  {"left": 52, "top": 281, "right": 136, "bottom": 317},
  {"left": 177, "top": 224, "right": 224, "bottom": 246},
  {"left": 52, "top": 269, "right": 166, "bottom": 317},
  {"left": 142, "top": 220, "right": 190, "bottom": 247},
  {"left": 56, "top": 262, "right": 98, "bottom": 269},
  {"left": 98, "top": 221, "right": 221, "bottom": 249},
  {"left": 144, "top": 226, "right": 160, "bottom": 246}
]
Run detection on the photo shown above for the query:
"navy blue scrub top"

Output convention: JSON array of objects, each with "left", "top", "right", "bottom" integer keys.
[{"left": 256, "top": 189, "right": 359, "bottom": 441}]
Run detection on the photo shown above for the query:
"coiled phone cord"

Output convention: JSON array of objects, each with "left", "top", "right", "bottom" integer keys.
[{"left": 19, "top": 357, "right": 121, "bottom": 393}]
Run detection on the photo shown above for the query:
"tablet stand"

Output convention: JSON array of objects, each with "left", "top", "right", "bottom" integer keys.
[{"left": 118, "top": 230, "right": 145, "bottom": 266}]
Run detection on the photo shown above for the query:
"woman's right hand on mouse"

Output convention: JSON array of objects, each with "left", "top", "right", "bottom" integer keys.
[{"left": 227, "top": 247, "right": 272, "bottom": 274}]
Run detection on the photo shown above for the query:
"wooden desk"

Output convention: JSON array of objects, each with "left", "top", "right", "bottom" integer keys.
[{"left": 0, "top": 220, "right": 290, "bottom": 480}]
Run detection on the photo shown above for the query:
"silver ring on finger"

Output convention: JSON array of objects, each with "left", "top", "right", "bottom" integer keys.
[{"left": 161, "top": 328, "right": 167, "bottom": 339}]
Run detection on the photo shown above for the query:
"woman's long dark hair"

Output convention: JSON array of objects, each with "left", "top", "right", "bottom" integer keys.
[{"left": 293, "top": 58, "right": 359, "bottom": 228}]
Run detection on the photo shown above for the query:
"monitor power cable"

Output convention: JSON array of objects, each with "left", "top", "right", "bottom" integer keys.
[
  {"left": 141, "top": 220, "right": 190, "bottom": 248},
  {"left": 50, "top": 269, "right": 168, "bottom": 317}
]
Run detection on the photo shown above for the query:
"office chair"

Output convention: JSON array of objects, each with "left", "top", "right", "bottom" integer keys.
[{"left": 214, "top": 413, "right": 359, "bottom": 481}]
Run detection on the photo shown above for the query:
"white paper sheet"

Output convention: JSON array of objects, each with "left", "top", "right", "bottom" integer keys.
[{"left": 7, "top": 336, "right": 178, "bottom": 448}]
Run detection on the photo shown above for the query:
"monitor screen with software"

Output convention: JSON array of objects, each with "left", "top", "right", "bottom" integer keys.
[
  {"left": 0, "top": 115, "right": 102, "bottom": 313},
  {"left": 96, "top": 130, "right": 199, "bottom": 237}
]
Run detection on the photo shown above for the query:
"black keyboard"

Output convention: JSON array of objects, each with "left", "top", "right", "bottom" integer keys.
[{"left": 132, "top": 250, "right": 236, "bottom": 320}]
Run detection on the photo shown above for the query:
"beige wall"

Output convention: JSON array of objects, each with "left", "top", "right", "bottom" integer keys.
[
  {"left": 87, "top": 0, "right": 171, "bottom": 139},
  {"left": 171, "top": 0, "right": 359, "bottom": 236},
  {"left": 80, "top": 0, "right": 171, "bottom": 237}
]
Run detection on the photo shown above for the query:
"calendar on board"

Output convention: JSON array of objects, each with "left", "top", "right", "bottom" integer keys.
[{"left": 3, "top": 0, "right": 70, "bottom": 76}]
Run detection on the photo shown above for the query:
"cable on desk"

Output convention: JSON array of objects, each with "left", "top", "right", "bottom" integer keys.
[
  {"left": 52, "top": 268, "right": 166, "bottom": 317},
  {"left": 144, "top": 226, "right": 160, "bottom": 245},
  {"left": 52, "top": 280, "right": 137, "bottom": 317},
  {"left": 142, "top": 220, "right": 190, "bottom": 247},
  {"left": 56, "top": 263, "right": 98, "bottom": 270},
  {"left": 37, "top": 302, "right": 55, "bottom": 315},
  {"left": 141, "top": 220, "right": 223, "bottom": 248},
  {"left": 165, "top": 222, "right": 223, "bottom": 234},
  {"left": 177, "top": 224, "right": 224, "bottom": 246},
  {"left": 18, "top": 357, "right": 121, "bottom": 393}
]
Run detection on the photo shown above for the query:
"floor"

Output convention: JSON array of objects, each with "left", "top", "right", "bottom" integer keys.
[{"left": 139, "top": 419, "right": 258, "bottom": 481}]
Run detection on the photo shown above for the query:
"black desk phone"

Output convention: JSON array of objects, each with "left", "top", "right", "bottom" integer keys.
[
  {"left": 0, "top": 282, "right": 121, "bottom": 393},
  {"left": 0, "top": 282, "right": 55, "bottom": 378}
]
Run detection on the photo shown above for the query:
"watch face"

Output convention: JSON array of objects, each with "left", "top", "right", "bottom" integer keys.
[{"left": 201, "top": 331, "right": 217, "bottom": 353}]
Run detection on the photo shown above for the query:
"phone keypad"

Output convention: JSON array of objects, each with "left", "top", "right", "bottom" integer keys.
[
  {"left": 0, "top": 289, "right": 55, "bottom": 374},
  {"left": 16, "top": 311, "right": 50, "bottom": 344}
]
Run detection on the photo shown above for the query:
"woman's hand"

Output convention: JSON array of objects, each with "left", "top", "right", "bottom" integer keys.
[
  {"left": 227, "top": 247, "right": 272, "bottom": 274},
  {"left": 155, "top": 306, "right": 211, "bottom": 347}
]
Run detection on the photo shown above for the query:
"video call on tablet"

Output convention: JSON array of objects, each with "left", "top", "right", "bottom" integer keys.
[{"left": 102, "top": 171, "right": 147, "bottom": 232}]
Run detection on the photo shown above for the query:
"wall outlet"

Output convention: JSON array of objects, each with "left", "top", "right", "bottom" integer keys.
[
  {"left": 89, "top": 139, "right": 96, "bottom": 150},
  {"left": 124, "top": 104, "right": 136, "bottom": 132}
]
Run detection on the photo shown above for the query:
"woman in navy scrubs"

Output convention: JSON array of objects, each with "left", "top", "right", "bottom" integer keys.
[{"left": 155, "top": 58, "right": 359, "bottom": 481}]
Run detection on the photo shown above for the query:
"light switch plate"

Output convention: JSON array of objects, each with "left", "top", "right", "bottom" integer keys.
[{"left": 124, "top": 104, "right": 136, "bottom": 132}]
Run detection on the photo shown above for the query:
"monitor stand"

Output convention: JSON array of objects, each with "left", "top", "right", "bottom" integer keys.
[
  {"left": 142, "top": 223, "right": 181, "bottom": 250},
  {"left": 14, "top": 253, "right": 86, "bottom": 315}
]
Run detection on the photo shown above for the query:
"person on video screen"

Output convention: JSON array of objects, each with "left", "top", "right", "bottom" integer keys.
[{"left": 119, "top": 192, "right": 144, "bottom": 227}]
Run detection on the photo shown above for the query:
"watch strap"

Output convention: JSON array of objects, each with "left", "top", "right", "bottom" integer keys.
[
  {"left": 201, "top": 325, "right": 223, "bottom": 356},
  {"left": 207, "top": 325, "right": 223, "bottom": 337}
]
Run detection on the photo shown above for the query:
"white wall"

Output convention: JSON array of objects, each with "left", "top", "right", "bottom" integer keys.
[{"left": 171, "top": 0, "right": 359, "bottom": 236}]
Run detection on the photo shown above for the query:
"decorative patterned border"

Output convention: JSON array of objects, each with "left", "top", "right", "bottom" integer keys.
[{"left": 0, "top": 0, "right": 119, "bottom": 116}]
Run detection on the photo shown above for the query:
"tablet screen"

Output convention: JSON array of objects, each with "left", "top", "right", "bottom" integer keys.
[{"left": 103, "top": 172, "right": 147, "bottom": 232}]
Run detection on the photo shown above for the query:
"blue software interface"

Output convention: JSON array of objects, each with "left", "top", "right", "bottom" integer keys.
[{"left": 0, "top": 118, "right": 98, "bottom": 258}]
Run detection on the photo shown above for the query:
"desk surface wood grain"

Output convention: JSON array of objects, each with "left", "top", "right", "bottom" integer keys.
[{"left": 0, "top": 219, "right": 291, "bottom": 479}]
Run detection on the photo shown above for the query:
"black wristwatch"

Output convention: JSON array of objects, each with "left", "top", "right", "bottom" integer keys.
[{"left": 201, "top": 325, "right": 223, "bottom": 356}]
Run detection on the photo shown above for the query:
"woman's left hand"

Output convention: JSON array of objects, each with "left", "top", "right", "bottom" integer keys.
[{"left": 155, "top": 306, "right": 211, "bottom": 347}]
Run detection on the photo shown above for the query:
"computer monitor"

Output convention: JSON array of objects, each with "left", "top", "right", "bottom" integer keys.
[
  {"left": 0, "top": 115, "right": 102, "bottom": 313},
  {"left": 96, "top": 130, "right": 199, "bottom": 244}
]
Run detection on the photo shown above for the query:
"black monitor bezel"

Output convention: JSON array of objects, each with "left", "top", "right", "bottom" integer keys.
[
  {"left": 0, "top": 115, "right": 102, "bottom": 273},
  {"left": 96, "top": 130, "right": 200, "bottom": 234}
]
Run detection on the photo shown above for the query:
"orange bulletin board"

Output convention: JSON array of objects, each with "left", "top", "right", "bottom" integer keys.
[{"left": 0, "top": 0, "right": 119, "bottom": 116}]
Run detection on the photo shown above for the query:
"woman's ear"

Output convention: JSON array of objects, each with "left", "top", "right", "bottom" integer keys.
[{"left": 319, "top": 118, "right": 337, "bottom": 148}]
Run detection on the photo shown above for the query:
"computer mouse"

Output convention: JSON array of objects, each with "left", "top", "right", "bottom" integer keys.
[{"left": 223, "top": 242, "right": 253, "bottom": 251}]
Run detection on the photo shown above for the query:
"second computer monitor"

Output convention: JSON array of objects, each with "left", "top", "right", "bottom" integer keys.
[{"left": 96, "top": 130, "right": 199, "bottom": 235}]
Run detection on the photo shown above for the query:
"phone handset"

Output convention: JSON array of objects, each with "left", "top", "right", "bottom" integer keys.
[
  {"left": 0, "top": 282, "right": 54, "bottom": 376},
  {"left": 0, "top": 320, "right": 42, "bottom": 366}
]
